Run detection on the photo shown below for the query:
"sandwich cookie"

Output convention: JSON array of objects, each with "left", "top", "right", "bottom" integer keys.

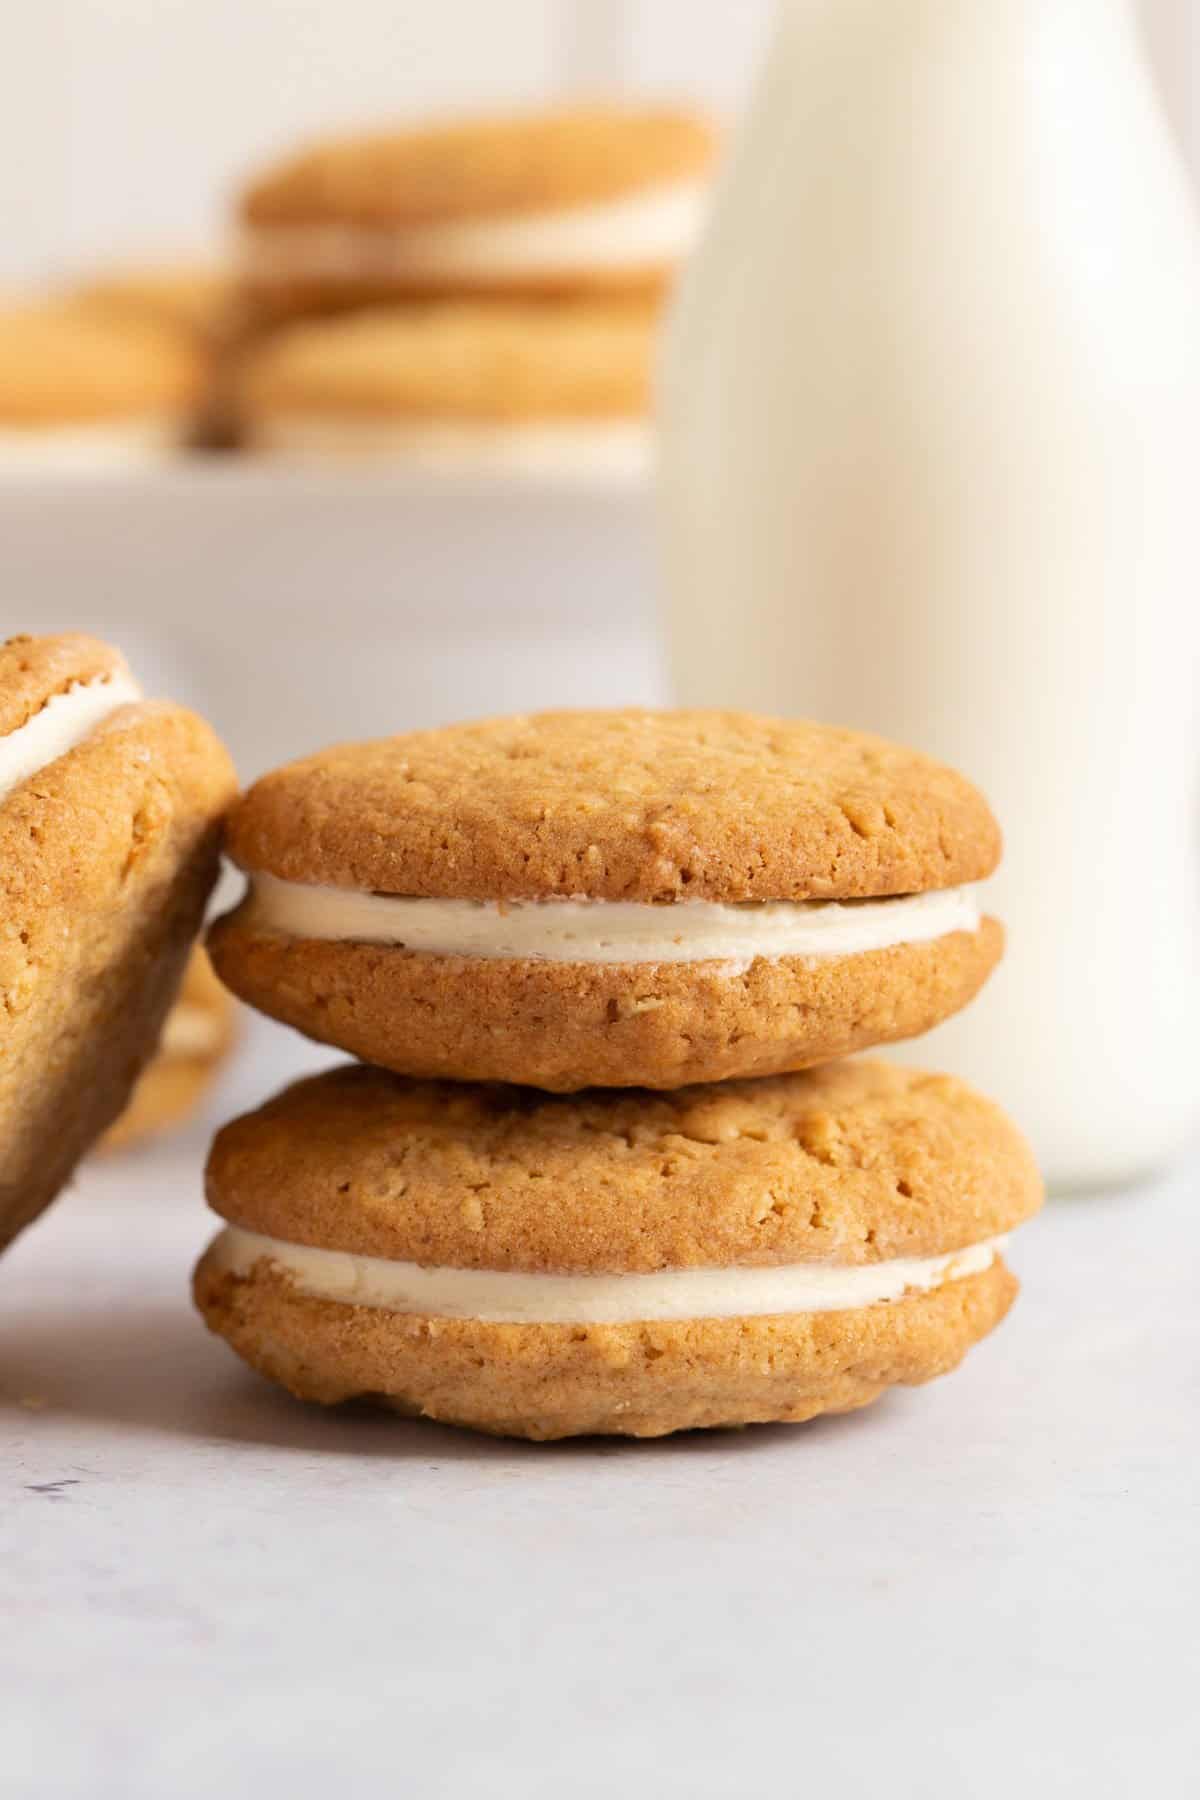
[
  {"left": 195, "top": 1059, "right": 1042, "bottom": 1440},
  {"left": 102, "top": 948, "right": 237, "bottom": 1153},
  {"left": 237, "top": 105, "right": 717, "bottom": 319},
  {"left": 234, "top": 300, "right": 656, "bottom": 478},
  {"left": 210, "top": 709, "right": 1004, "bottom": 1092},
  {"left": 0, "top": 304, "right": 202, "bottom": 468},
  {"left": 0, "top": 634, "right": 236, "bottom": 1251}
]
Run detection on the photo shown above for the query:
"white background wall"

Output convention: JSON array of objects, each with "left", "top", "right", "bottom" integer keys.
[{"left": 1, "top": 0, "right": 1195, "bottom": 286}]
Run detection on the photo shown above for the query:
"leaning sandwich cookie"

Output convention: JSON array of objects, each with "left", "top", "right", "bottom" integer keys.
[
  {"left": 234, "top": 299, "right": 656, "bottom": 479},
  {"left": 236, "top": 104, "right": 717, "bottom": 321},
  {"left": 0, "top": 634, "right": 236, "bottom": 1251},
  {"left": 209, "top": 709, "right": 1004, "bottom": 1092},
  {"left": 194, "top": 1060, "right": 1042, "bottom": 1440}
]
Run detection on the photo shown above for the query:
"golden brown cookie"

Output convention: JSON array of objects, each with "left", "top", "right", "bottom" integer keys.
[
  {"left": 0, "top": 634, "right": 237, "bottom": 1251},
  {"left": 0, "top": 303, "right": 201, "bottom": 461},
  {"left": 235, "top": 299, "right": 655, "bottom": 471},
  {"left": 237, "top": 104, "right": 717, "bottom": 318},
  {"left": 62, "top": 265, "right": 239, "bottom": 450},
  {"left": 194, "top": 1060, "right": 1043, "bottom": 1439},
  {"left": 64, "top": 264, "right": 233, "bottom": 352},
  {"left": 101, "top": 948, "right": 238, "bottom": 1152},
  {"left": 210, "top": 709, "right": 1004, "bottom": 1091}
]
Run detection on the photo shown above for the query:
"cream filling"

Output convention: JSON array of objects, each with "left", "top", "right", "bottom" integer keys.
[
  {"left": 242, "top": 874, "right": 981, "bottom": 967},
  {"left": 0, "top": 419, "right": 181, "bottom": 470},
  {"left": 0, "top": 669, "right": 143, "bottom": 803},
  {"left": 239, "top": 180, "right": 707, "bottom": 285},
  {"left": 159, "top": 1005, "right": 225, "bottom": 1060},
  {"left": 208, "top": 1226, "right": 1006, "bottom": 1325},
  {"left": 245, "top": 417, "right": 653, "bottom": 480}
]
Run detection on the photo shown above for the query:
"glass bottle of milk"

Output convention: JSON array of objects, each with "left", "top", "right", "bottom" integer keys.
[{"left": 660, "top": 0, "right": 1200, "bottom": 1189}]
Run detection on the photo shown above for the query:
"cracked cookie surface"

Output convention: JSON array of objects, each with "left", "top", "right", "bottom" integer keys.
[{"left": 222, "top": 709, "right": 1000, "bottom": 904}]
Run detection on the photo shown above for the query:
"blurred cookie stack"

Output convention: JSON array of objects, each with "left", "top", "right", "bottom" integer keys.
[
  {"left": 0, "top": 104, "right": 716, "bottom": 476},
  {"left": 225, "top": 105, "right": 718, "bottom": 477}
]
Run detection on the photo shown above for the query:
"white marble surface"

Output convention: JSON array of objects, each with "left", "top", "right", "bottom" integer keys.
[{"left": 2, "top": 1029, "right": 1197, "bottom": 1799}]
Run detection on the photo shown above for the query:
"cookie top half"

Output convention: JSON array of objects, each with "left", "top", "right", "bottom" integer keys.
[
  {"left": 0, "top": 634, "right": 126, "bottom": 739},
  {"left": 241, "top": 106, "right": 718, "bottom": 229},
  {"left": 206, "top": 1059, "right": 1042, "bottom": 1274},
  {"left": 225, "top": 709, "right": 1001, "bottom": 905}
]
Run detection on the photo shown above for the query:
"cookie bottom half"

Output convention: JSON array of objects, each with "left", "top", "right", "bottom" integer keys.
[
  {"left": 208, "top": 917, "right": 1003, "bottom": 1092},
  {"left": 193, "top": 1252, "right": 1017, "bottom": 1441}
]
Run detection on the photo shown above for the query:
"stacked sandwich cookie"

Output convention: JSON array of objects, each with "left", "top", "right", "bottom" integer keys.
[
  {"left": 197, "top": 709, "right": 1041, "bottom": 1440},
  {"left": 226, "top": 106, "right": 717, "bottom": 475}
]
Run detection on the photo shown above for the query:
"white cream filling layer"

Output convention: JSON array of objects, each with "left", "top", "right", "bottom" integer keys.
[
  {"left": 0, "top": 669, "right": 143, "bottom": 803},
  {"left": 243, "top": 873, "right": 981, "bottom": 967},
  {"left": 209, "top": 1226, "right": 1005, "bottom": 1325},
  {"left": 0, "top": 419, "right": 180, "bottom": 470},
  {"left": 246, "top": 417, "right": 653, "bottom": 481},
  {"left": 240, "top": 180, "right": 707, "bottom": 285}
]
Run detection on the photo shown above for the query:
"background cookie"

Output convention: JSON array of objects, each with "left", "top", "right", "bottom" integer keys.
[
  {"left": 237, "top": 104, "right": 717, "bottom": 317},
  {"left": 210, "top": 709, "right": 1004, "bottom": 1090},
  {"left": 64, "top": 263, "right": 233, "bottom": 354},
  {"left": 0, "top": 303, "right": 201, "bottom": 464},
  {"left": 195, "top": 1060, "right": 1043, "bottom": 1439},
  {"left": 62, "top": 264, "right": 238, "bottom": 450},
  {"left": 0, "top": 634, "right": 236, "bottom": 1251},
  {"left": 101, "top": 948, "right": 237, "bottom": 1153},
  {"left": 235, "top": 298, "right": 655, "bottom": 473}
]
